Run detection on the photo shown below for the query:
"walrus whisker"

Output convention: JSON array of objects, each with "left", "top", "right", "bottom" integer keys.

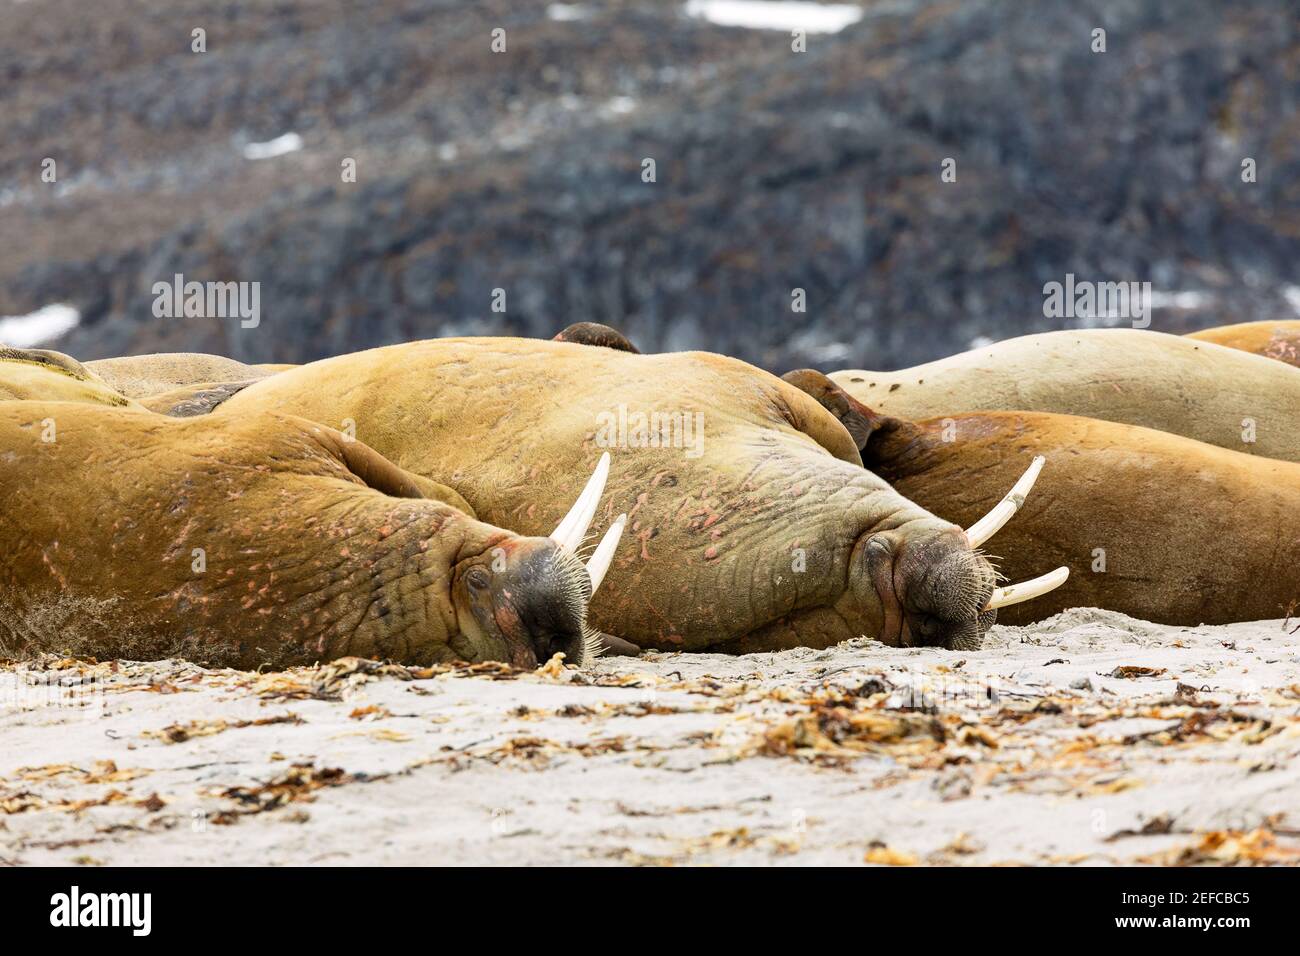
[
  {"left": 582, "top": 628, "right": 605, "bottom": 662},
  {"left": 972, "top": 550, "right": 1008, "bottom": 584},
  {"left": 586, "top": 514, "right": 627, "bottom": 593},
  {"left": 964, "top": 455, "right": 1045, "bottom": 547},
  {"left": 551, "top": 451, "right": 611, "bottom": 553},
  {"left": 573, "top": 529, "right": 604, "bottom": 560},
  {"left": 985, "top": 566, "right": 1069, "bottom": 610}
]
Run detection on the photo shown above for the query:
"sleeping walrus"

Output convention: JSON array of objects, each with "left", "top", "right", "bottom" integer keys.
[
  {"left": 0, "top": 401, "right": 624, "bottom": 669},
  {"left": 860, "top": 409, "right": 1300, "bottom": 625},
  {"left": 784, "top": 369, "right": 1300, "bottom": 625},
  {"left": 1186, "top": 320, "right": 1300, "bottom": 369},
  {"left": 216, "top": 337, "right": 1064, "bottom": 652},
  {"left": 1, "top": 346, "right": 140, "bottom": 408},
  {"left": 85, "top": 351, "right": 291, "bottom": 399},
  {"left": 830, "top": 329, "right": 1300, "bottom": 462}
]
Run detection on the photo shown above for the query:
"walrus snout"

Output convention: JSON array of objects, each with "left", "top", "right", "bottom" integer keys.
[
  {"left": 455, "top": 539, "right": 595, "bottom": 669},
  {"left": 859, "top": 528, "right": 997, "bottom": 650},
  {"left": 454, "top": 450, "right": 628, "bottom": 668}
]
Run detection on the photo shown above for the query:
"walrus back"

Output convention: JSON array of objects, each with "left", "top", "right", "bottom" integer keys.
[{"left": 832, "top": 328, "right": 1300, "bottom": 462}]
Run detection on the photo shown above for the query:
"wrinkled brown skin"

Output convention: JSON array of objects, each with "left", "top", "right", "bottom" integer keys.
[
  {"left": 0, "top": 347, "right": 141, "bottom": 408},
  {"left": 219, "top": 338, "right": 999, "bottom": 652},
  {"left": 831, "top": 329, "right": 1300, "bottom": 462},
  {"left": 0, "top": 402, "right": 590, "bottom": 669},
  {"left": 861, "top": 410, "right": 1300, "bottom": 625},
  {"left": 85, "top": 352, "right": 290, "bottom": 399},
  {"left": 1186, "top": 320, "right": 1300, "bottom": 369}
]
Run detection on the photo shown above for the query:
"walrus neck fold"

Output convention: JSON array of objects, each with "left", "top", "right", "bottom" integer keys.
[{"left": 861, "top": 415, "right": 929, "bottom": 477}]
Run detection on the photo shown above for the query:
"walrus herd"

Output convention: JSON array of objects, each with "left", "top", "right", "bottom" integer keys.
[{"left": 2, "top": 319, "right": 1296, "bottom": 668}]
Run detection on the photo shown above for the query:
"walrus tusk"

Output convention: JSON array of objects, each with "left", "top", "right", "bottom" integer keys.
[
  {"left": 967, "top": 457, "right": 1067, "bottom": 611},
  {"left": 586, "top": 513, "right": 627, "bottom": 593},
  {"left": 964, "top": 455, "right": 1045, "bottom": 548},
  {"left": 985, "top": 566, "right": 1069, "bottom": 610},
  {"left": 551, "top": 451, "right": 611, "bottom": 553}
]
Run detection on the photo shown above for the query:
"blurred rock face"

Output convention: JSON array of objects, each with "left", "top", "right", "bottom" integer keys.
[{"left": 0, "top": 0, "right": 1296, "bottom": 370}]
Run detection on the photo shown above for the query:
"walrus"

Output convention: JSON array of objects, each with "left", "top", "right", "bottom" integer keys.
[
  {"left": 85, "top": 352, "right": 290, "bottom": 399},
  {"left": 0, "top": 346, "right": 141, "bottom": 408},
  {"left": 215, "top": 337, "right": 1064, "bottom": 653},
  {"left": 1186, "top": 320, "right": 1300, "bottom": 369},
  {"left": 0, "top": 400, "right": 625, "bottom": 669},
  {"left": 782, "top": 369, "right": 1300, "bottom": 625},
  {"left": 858, "top": 408, "right": 1300, "bottom": 625},
  {"left": 830, "top": 329, "right": 1300, "bottom": 462},
  {"left": 553, "top": 322, "right": 641, "bottom": 353}
]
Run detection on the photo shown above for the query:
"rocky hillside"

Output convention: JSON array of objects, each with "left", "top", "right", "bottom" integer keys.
[{"left": 1, "top": 0, "right": 1296, "bottom": 369}]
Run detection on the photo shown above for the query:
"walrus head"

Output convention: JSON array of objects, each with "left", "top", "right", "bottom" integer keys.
[
  {"left": 452, "top": 453, "right": 627, "bottom": 668},
  {"left": 552, "top": 322, "right": 641, "bottom": 354},
  {"left": 783, "top": 369, "right": 1067, "bottom": 650},
  {"left": 453, "top": 540, "right": 593, "bottom": 668},
  {"left": 856, "top": 524, "right": 997, "bottom": 651},
  {"left": 851, "top": 460, "right": 1064, "bottom": 650}
]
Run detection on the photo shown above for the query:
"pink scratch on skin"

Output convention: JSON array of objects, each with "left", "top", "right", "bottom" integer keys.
[{"left": 40, "top": 551, "right": 67, "bottom": 588}]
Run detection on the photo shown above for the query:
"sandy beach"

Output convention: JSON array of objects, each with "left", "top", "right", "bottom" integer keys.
[{"left": 3, "top": 608, "right": 1298, "bottom": 867}]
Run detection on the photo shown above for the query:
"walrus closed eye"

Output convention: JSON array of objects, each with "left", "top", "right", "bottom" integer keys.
[{"left": 0, "top": 404, "right": 627, "bottom": 670}]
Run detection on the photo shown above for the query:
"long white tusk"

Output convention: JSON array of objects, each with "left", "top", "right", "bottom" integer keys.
[
  {"left": 985, "top": 566, "right": 1069, "bottom": 610},
  {"left": 964, "top": 455, "right": 1045, "bottom": 548},
  {"left": 586, "top": 513, "right": 627, "bottom": 593},
  {"left": 551, "top": 451, "right": 611, "bottom": 553}
]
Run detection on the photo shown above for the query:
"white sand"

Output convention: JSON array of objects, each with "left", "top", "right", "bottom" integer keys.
[{"left": 3, "top": 608, "right": 1298, "bottom": 866}]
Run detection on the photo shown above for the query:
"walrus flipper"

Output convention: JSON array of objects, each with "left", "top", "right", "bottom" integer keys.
[
  {"left": 306, "top": 421, "right": 480, "bottom": 518},
  {"left": 552, "top": 322, "right": 641, "bottom": 353},
  {"left": 782, "top": 368, "right": 884, "bottom": 453},
  {"left": 591, "top": 631, "right": 642, "bottom": 657},
  {"left": 142, "top": 380, "right": 257, "bottom": 417}
]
